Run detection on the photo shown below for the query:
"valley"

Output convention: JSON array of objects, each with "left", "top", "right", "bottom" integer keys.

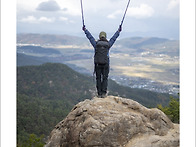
[{"left": 17, "top": 34, "right": 179, "bottom": 95}]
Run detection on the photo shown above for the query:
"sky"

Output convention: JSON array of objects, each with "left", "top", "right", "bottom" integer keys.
[{"left": 17, "top": 0, "right": 179, "bottom": 39}]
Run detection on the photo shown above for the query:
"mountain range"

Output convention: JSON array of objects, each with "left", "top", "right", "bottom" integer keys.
[
  {"left": 17, "top": 33, "right": 179, "bottom": 95},
  {"left": 17, "top": 33, "right": 87, "bottom": 46}
]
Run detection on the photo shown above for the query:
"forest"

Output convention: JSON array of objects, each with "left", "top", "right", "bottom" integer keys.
[{"left": 17, "top": 63, "right": 179, "bottom": 146}]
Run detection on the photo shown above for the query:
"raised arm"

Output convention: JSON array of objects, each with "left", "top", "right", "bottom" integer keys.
[
  {"left": 83, "top": 26, "right": 96, "bottom": 48},
  {"left": 109, "top": 25, "right": 122, "bottom": 48}
]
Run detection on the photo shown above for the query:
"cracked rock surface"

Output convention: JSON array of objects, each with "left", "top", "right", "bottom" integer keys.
[{"left": 45, "top": 96, "right": 179, "bottom": 147}]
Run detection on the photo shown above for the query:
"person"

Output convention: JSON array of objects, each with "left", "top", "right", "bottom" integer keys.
[{"left": 82, "top": 25, "right": 122, "bottom": 98}]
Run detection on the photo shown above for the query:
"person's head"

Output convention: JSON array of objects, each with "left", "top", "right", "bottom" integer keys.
[{"left": 99, "top": 31, "right": 107, "bottom": 40}]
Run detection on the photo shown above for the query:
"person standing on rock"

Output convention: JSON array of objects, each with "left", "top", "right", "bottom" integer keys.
[{"left": 82, "top": 25, "right": 122, "bottom": 98}]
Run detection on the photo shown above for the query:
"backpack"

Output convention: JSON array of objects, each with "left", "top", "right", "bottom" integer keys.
[{"left": 94, "top": 40, "right": 110, "bottom": 64}]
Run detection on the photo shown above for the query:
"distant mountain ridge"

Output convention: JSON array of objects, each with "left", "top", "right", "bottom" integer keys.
[
  {"left": 17, "top": 33, "right": 179, "bottom": 57},
  {"left": 17, "top": 33, "right": 87, "bottom": 46},
  {"left": 117, "top": 37, "right": 169, "bottom": 48},
  {"left": 17, "top": 45, "right": 61, "bottom": 55},
  {"left": 17, "top": 33, "right": 178, "bottom": 46}
]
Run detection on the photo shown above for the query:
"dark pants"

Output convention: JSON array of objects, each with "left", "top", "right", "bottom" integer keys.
[{"left": 95, "top": 63, "right": 109, "bottom": 96}]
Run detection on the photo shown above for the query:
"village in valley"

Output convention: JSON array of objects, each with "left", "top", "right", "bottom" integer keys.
[{"left": 17, "top": 34, "right": 179, "bottom": 96}]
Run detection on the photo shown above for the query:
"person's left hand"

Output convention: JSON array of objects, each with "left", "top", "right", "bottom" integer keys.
[{"left": 118, "top": 25, "right": 122, "bottom": 32}]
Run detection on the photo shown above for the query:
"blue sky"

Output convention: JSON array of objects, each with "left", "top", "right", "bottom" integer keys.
[{"left": 17, "top": 0, "right": 179, "bottom": 39}]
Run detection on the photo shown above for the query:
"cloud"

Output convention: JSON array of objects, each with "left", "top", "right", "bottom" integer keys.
[
  {"left": 59, "top": 17, "right": 68, "bottom": 21},
  {"left": 62, "top": 7, "right": 80, "bottom": 16},
  {"left": 39, "top": 17, "right": 55, "bottom": 22},
  {"left": 20, "top": 16, "right": 37, "bottom": 23},
  {"left": 62, "top": 8, "right": 68, "bottom": 11},
  {"left": 17, "top": 0, "right": 179, "bottom": 39},
  {"left": 20, "top": 16, "right": 55, "bottom": 23},
  {"left": 127, "top": 4, "right": 154, "bottom": 18},
  {"left": 107, "top": 3, "right": 154, "bottom": 19},
  {"left": 107, "top": 10, "right": 122, "bottom": 19},
  {"left": 167, "top": 0, "right": 179, "bottom": 10},
  {"left": 36, "top": 0, "right": 61, "bottom": 11}
]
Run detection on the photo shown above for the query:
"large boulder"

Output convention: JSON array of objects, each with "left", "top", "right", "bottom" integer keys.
[{"left": 45, "top": 96, "right": 179, "bottom": 147}]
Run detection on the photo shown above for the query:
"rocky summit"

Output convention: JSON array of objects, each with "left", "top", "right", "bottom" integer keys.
[{"left": 45, "top": 96, "right": 179, "bottom": 147}]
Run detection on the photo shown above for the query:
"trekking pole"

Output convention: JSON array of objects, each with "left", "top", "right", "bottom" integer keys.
[
  {"left": 80, "top": 0, "right": 85, "bottom": 27},
  {"left": 120, "top": 0, "right": 131, "bottom": 27}
]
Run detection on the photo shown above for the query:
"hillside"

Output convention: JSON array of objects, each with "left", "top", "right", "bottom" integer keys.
[
  {"left": 17, "top": 63, "right": 172, "bottom": 107},
  {"left": 17, "top": 63, "right": 95, "bottom": 146},
  {"left": 17, "top": 63, "right": 94, "bottom": 102},
  {"left": 17, "top": 63, "right": 174, "bottom": 146}
]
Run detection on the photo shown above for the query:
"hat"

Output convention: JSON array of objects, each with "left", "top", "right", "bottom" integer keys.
[{"left": 99, "top": 31, "right": 107, "bottom": 39}]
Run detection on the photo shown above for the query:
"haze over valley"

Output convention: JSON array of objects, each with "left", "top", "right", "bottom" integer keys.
[{"left": 17, "top": 33, "right": 179, "bottom": 95}]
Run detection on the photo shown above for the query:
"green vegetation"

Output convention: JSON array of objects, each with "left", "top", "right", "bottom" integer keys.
[
  {"left": 17, "top": 63, "right": 94, "bottom": 102},
  {"left": 157, "top": 96, "right": 180, "bottom": 123},
  {"left": 17, "top": 63, "right": 95, "bottom": 146},
  {"left": 17, "top": 93, "right": 71, "bottom": 140},
  {"left": 17, "top": 133, "right": 45, "bottom": 147},
  {"left": 17, "top": 63, "right": 177, "bottom": 145}
]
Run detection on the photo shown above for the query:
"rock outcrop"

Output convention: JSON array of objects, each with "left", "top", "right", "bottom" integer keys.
[{"left": 45, "top": 96, "right": 179, "bottom": 147}]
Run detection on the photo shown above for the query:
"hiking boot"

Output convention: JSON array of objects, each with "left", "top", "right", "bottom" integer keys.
[
  {"left": 101, "top": 93, "right": 107, "bottom": 98},
  {"left": 97, "top": 95, "right": 102, "bottom": 98}
]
